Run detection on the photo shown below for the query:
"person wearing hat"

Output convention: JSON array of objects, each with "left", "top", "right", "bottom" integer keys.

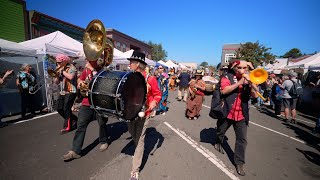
[
  {"left": 186, "top": 69, "right": 206, "bottom": 120},
  {"left": 53, "top": 54, "right": 78, "bottom": 134},
  {"left": 214, "top": 60, "right": 259, "bottom": 176},
  {"left": 16, "top": 63, "right": 36, "bottom": 119},
  {"left": 62, "top": 59, "right": 110, "bottom": 161},
  {"left": 127, "top": 51, "right": 161, "bottom": 180}
]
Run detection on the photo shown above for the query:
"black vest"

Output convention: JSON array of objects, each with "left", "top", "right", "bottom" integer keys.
[{"left": 222, "top": 73, "right": 251, "bottom": 124}]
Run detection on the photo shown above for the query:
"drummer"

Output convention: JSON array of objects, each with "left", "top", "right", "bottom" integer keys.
[
  {"left": 62, "top": 60, "right": 110, "bottom": 161},
  {"left": 127, "top": 51, "right": 161, "bottom": 180}
]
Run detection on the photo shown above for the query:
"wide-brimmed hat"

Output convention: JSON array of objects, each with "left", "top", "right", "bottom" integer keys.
[
  {"left": 127, "top": 50, "right": 146, "bottom": 65},
  {"left": 195, "top": 69, "right": 204, "bottom": 76}
]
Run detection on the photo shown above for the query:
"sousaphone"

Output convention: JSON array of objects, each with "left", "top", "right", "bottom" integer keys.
[{"left": 83, "top": 19, "right": 113, "bottom": 66}]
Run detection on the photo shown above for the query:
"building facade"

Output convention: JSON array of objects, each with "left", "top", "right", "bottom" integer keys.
[
  {"left": 28, "top": 11, "right": 85, "bottom": 42},
  {"left": 0, "top": 0, "right": 29, "bottom": 42},
  {"left": 221, "top": 44, "right": 241, "bottom": 66},
  {"left": 106, "top": 29, "right": 152, "bottom": 59}
]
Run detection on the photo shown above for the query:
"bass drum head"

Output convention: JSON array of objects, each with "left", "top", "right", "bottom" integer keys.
[{"left": 121, "top": 72, "right": 147, "bottom": 120}]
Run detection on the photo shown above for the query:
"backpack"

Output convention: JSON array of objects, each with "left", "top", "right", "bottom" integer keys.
[
  {"left": 209, "top": 74, "right": 235, "bottom": 119},
  {"left": 288, "top": 80, "right": 303, "bottom": 98}
]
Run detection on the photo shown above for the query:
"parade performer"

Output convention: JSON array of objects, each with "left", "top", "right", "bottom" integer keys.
[
  {"left": 62, "top": 60, "right": 109, "bottom": 161},
  {"left": 186, "top": 69, "right": 205, "bottom": 120},
  {"left": 214, "top": 60, "right": 258, "bottom": 176},
  {"left": 53, "top": 54, "right": 78, "bottom": 134},
  {"left": 127, "top": 51, "right": 161, "bottom": 180},
  {"left": 155, "top": 65, "right": 169, "bottom": 115}
]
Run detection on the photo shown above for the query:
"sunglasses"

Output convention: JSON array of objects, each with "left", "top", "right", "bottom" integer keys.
[{"left": 159, "top": 67, "right": 164, "bottom": 69}]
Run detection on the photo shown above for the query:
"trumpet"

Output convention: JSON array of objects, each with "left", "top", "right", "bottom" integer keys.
[
  {"left": 47, "top": 61, "right": 68, "bottom": 78},
  {"left": 243, "top": 68, "right": 268, "bottom": 101}
]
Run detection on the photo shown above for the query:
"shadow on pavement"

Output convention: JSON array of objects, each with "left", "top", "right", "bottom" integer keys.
[
  {"left": 200, "top": 127, "right": 235, "bottom": 165},
  {"left": 121, "top": 127, "right": 164, "bottom": 171},
  {"left": 296, "top": 148, "right": 320, "bottom": 166},
  {"left": 284, "top": 123, "right": 320, "bottom": 152}
]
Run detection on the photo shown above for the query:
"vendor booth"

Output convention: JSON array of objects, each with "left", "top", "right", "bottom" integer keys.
[
  {"left": 19, "top": 31, "right": 85, "bottom": 112},
  {"left": 0, "top": 39, "right": 44, "bottom": 117}
]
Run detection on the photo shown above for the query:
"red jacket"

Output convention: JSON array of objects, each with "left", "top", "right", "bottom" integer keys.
[{"left": 143, "top": 71, "right": 162, "bottom": 118}]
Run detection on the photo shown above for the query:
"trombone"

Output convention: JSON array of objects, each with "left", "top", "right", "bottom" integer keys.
[
  {"left": 29, "top": 61, "right": 68, "bottom": 94},
  {"left": 244, "top": 68, "right": 268, "bottom": 101}
]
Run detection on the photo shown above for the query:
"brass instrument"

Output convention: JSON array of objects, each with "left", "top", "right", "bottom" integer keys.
[
  {"left": 244, "top": 68, "right": 268, "bottom": 101},
  {"left": 80, "top": 19, "right": 114, "bottom": 97},
  {"left": 83, "top": 19, "right": 113, "bottom": 66},
  {"left": 47, "top": 61, "right": 68, "bottom": 78}
]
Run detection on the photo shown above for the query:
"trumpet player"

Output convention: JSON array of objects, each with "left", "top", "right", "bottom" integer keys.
[
  {"left": 53, "top": 54, "right": 77, "bottom": 134},
  {"left": 214, "top": 60, "right": 258, "bottom": 176},
  {"left": 186, "top": 69, "right": 205, "bottom": 120}
]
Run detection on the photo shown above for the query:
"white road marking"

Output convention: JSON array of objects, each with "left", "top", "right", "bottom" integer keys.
[
  {"left": 13, "top": 112, "right": 58, "bottom": 124},
  {"left": 249, "top": 121, "right": 305, "bottom": 144},
  {"left": 202, "top": 105, "right": 306, "bottom": 144},
  {"left": 249, "top": 105, "right": 315, "bottom": 125},
  {"left": 164, "top": 122, "right": 240, "bottom": 180}
]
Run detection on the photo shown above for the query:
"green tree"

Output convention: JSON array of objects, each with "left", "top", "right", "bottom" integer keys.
[
  {"left": 235, "top": 41, "right": 276, "bottom": 67},
  {"left": 145, "top": 41, "right": 167, "bottom": 61},
  {"left": 199, "top": 61, "right": 209, "bottom": 67},
  {"left": 281, "top": 48, "right": 302, "bottom": 58}
]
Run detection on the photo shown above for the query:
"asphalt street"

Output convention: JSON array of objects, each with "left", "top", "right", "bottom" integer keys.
[{"left": 1, "top": 91, "right": 320, "bottom": 180}]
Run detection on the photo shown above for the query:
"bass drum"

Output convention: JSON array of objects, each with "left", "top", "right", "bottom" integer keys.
[{"left": 89, "top": 70, "right": 147, "bottom": 121}]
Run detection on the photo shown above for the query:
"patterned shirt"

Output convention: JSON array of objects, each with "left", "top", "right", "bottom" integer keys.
[
  {"left": 17, "top": 71, "right": 35, "bottom": 92},
  {"left": 60, "top": 65, "right": 77, "bottom": 94}
]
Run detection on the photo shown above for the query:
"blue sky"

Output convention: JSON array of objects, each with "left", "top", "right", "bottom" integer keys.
[{"left": 27, "top": 0, "right": 320, "bottom": 65}]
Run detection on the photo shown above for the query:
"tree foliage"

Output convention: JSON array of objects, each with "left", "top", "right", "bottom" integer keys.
[
  {"left": 235, "top": 41, "right": 276, "bottom": 67},
  {"left": 145, "top": 41, "right": 167, "bottom": 61},
  {"left": 281, "top": 48, "right": 303, "bottom": 58},
  {"left": 199, "top": 61, "right": 209, "bottom": 67}
]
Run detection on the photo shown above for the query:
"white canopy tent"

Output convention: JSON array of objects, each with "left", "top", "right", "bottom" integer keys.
[
  {"left": 165, "top": 60, "right": 179, "bottom": 69},
  {"left": 285, "top": 53, "right": 320, "bottom": 71},
  {"left": 0, "top": 38, "right": 36, "bottom": 57},
  {"left": 19, "top": 31, "right": 84, "bottom": 58},
  {"left": 113, "top": 49, "right": 156, "bottom": 66},
  {"left": 0, "top": 38, "right": 44, "bottom": 116}
]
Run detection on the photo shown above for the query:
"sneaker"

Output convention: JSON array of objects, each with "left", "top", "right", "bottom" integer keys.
[
  {"left": 129, "top": 171, "right": 139, "bottom": 180},
  {"left": 99, "top": 143, "right": 109, "bottom": 152},
  {"left": 236, "top": 164, "right": 245, "bottom": 176},
  {"left": 62, "top": 151, "right": 81, "bottom": 161}
]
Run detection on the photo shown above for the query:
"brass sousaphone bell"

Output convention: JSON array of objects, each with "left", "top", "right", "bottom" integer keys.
[
  {"left": 81, "top": 19, "right": 114, "bottom": 97},
  {"left": 83, "top": 19, "right": 113, "bottom": 66}
]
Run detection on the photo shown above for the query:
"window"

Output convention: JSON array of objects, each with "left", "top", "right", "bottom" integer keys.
[
  {"left": 116, "top": 42, "right": 121, "bottom": 50},
  {"left": 122, "top": 44, "right": 127, "bottom": 52},
  {"left": 225, "top": 54, "right": 236, "bottom": 63}
]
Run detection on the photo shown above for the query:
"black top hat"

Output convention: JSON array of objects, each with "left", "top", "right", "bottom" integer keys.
[{"left": 127, "top": 50, "right": 147, "bottom": 65}]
